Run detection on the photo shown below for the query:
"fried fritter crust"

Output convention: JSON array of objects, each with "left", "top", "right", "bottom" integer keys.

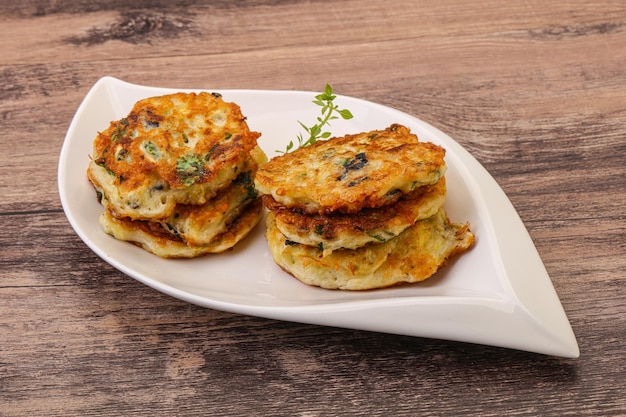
[
  {"left": 266, "top": 209, "right": 474, "bottom": 290},
  {"left": 160, "top": 170, "right": 259, "bottom": 246},
  {"left": 89, "top": 92, "right": 260, "bottom": 220},
  {"left": 264, "top": 177, "right": 447, "bottom": 253},
  {"left": 99, "top": 198, "right": 264, "bottom": 258},
  {"left": 254, "top": 124, "right": 446, "bottom": 214}
]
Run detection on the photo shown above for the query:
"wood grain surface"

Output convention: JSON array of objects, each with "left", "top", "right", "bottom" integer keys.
[{"left": 1, "top": 0, "right": 625, "bottom": 415}]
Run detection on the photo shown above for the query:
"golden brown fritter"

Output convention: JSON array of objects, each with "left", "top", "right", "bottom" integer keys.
[
  {"left": 99, "top": 198, "right": 264, "bottom": 258},
  {"left": 264, "top": 177, "right": 447, "bottom": 254},
  {"left": 88, "top": 92, "right": 261, "bottom": 220},
  {"left": 159, "top": 170, "right": 259, "bottom": 246},
  {"left": 265, "top": 209, "right": 474, "bottom": 290},
  {"left": 254, "top": 124, "right": 446, "bottom": 214}
]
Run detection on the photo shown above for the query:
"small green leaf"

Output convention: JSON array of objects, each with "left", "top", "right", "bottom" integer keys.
[
  {"left": 309, "top": 125, "right": 321, "bottom": 137},
  {"left": 279, "top": 84, "right": 355, "bottom": 153},
  {"left": 339, "top": 109, "right": 353, "bottom": 119}
]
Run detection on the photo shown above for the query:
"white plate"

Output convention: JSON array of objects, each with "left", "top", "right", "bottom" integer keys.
[{"left": 58, "top": 76, "right": 579, "bottom": 358}]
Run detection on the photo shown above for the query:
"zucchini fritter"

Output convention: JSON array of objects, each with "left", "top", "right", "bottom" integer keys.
[
  {"left": 99, "top": 199, "right": 263, "bottom": 258},
  {"left": 159, "top": 170, "right": 259, "bottom": 246},
  {"left": 254, "top": 124, "right": 446, "bottom": 214},
  {"left": 88, "top": 91, "right": 265, "bottom": 257},
  {"left": 265, "top": 177, "right": 447, "bottom": 254},
  {"left": 266, "top": 209, "right": 474, "bottom": 290},
  {"left": 88, "top": 92, "right": 260, "bottom": 220},
  {"left": 258, "top": 123, "right": 474, "bottom": 290}
]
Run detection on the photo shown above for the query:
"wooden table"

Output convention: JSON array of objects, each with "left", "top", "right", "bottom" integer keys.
[{"left": 2, "top": 0, "right": 625, "bottom": 415}]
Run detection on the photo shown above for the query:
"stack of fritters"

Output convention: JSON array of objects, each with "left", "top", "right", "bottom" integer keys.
[
  {"left": 87, "top": 92, "right": 266, "bottom": 257},
  {"left": 255, "top": 124, "right": 474, "bottom": 290}
]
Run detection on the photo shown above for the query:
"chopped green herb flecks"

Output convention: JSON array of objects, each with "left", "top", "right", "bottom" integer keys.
[
  {"left": 110, "top": 118, "right": 129, "bottom": 142},
  {"left": 345, "top": 153, "right": 368, "bottom": 170},
  {"left": 366, "top": 230, "right": 396, "bottom": 242},
  {"left": 144, "top": 119, "right": 159, "bottom": 129},
  {"left": 233, "top": 171, "right": 258, "bottom": 201},
  {"left": 96, "top": 160, "right": 116, "bottom": 177},
  {"left": 205, "top": 143, "right": 220, "bottom": 161},
  {"left": 278, "top": 84, "right": 354, "bottom": 153},
  {"left": 336, "top": 157, "right": 350, "bottom": 166},
  {"left": 176, "top": 154, "right": 205, "bottom": 186},
  {"left": 116, "top": 148, "right": 129, "bottom": 162},
  {"left": 143, "top": 141, "right": 162, "bottom": 159},
  {"left": 338, "top": 152, "right": 368, "bottom": 181}
]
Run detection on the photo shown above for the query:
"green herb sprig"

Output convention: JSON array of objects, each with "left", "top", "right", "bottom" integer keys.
[{"left": 279, "top": 84, "right": 353, "bottom": 153}]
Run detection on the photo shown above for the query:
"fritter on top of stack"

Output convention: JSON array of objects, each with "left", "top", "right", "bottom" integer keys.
[
  {"left": 255, "top": 124, "right": 474, "bottom": 290},
  {"left": 87, "top": 92, "right": 266, "bottom": 257}
]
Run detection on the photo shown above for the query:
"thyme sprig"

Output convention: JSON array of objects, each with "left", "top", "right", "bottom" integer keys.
[{"left": 279, "top": 84, "right": 353, "bottom": 153}]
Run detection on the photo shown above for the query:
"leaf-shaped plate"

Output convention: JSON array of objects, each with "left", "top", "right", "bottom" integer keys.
[{"left": 58, "top": 76, "right": 579, "bottom": 358}]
